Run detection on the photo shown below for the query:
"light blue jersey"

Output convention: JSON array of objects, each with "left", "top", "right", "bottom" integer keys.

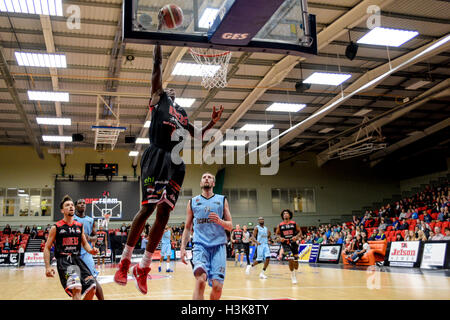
[
  {"left": 256, "top": 225, "right": 268, "bottom": 245},
  {"left": 256, "top": 224, "right": 271, "bottom": 262},
  {"left": 191, "top": 194, "right": 227, "bottom": 247},
  {"left": 160, "top": 229, "right": 172, "bottom": 257},
  {"left": 162, "top": 229, "right": 171, "bottom": 244},
  {"left": 74, "top": 214, "right": 98, "bottom": 278}
]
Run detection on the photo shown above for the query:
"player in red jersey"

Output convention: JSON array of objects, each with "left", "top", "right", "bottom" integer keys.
[{"left": 276, "top": 209, "right": 302, "bottom": 284}]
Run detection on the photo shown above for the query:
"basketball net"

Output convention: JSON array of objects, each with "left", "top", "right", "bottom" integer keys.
[
  {"left": 101, "top": 213, "right": 111, "bottom": 230},
  {"left": 189, "top": 48, "right": 231, "bottom": 89}
]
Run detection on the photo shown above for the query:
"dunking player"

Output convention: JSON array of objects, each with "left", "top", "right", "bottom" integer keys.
[
  {"left": 44, "top": 195, "right": 99, "bottom": 300},
  {"left": 95, "top": 225, "right": 108, "bottom": 269},
  {"left": 158, "top": 225, "right": 173, "bottom": 273},
  {"left": 276, "top": 209, "right": 302, "bottom": 284},
  {"left": 180, "top": 172, "right": 233, "bottom": 300},
  {"left": 114, "top": 12, "right": 223, "bottom": 295},
  {"left": 246, "top": 217, "right": 271, "bottom": 279},
  {"left": 231, "top": 224, "right": 244, "bottom": 266},
  {"left": 74, "top": 199, "right": 105, "bottom": 300}
]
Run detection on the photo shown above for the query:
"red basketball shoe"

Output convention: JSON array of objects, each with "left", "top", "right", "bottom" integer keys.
[
  {"left": 132, "top": 264, "right": 151, "bottom": 295},
  {"left": 114, "top": 258, "right": 131, "bottom": 286}
]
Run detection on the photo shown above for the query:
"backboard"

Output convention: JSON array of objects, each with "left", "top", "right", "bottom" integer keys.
[{"left": 123, "top": 0, "right": 317, "bottom": 57}]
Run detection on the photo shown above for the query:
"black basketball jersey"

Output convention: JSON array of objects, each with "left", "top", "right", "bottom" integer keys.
[
  {"left": 96, "top": 230, "right": 107, "bottom": 245},
  {"left": 149, "top": 92, "right": 189, "bottom": 152},
  {"left": 233, "top": 229, "right": 243, "bottom": 243},
  {"left": 54, "top": 219, "right": 83, "bottom": 258},
  {"left": 279, "top": 220, "right": 298, "bottom": 240}
]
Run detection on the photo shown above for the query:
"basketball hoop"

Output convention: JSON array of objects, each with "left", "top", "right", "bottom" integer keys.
[{"left": 189, "top": 48, "right": 231, "bottom": 89}]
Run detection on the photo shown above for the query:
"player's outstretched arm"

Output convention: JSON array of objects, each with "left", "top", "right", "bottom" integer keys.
[
  {"left": 81, "top": 229, "right": 98, "bottom": 256},
  {"left": 188, "top": 105, "right": 223, "bottom": 138},
  {"left": 149, "top": 12, "right": 165, "bottom": 107},
  {"left": 44, "top": 226, "right": 56, "bottom": 277},
  {"left": 180, "top": 200, "right": 194, "bottom": 264}
]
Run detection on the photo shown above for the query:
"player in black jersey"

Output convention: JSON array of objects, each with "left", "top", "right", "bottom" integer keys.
[
  {"left": 114, "top": 12, "right": 223, "bottom": 295},
  {"left": 276, "top": 209, "right": 302, "bottom": 284},
  {"left": 95, "top": 225, "right": 108, "bottom": 269},
  {"left": 44, "top": 195, "right": 99, "bottom": 300},
  {"left": 231, "top": 225, "right": 245, "bottom": 266}
]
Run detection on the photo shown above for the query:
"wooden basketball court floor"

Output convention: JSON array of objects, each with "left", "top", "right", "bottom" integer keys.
[{"left": 1, "top": 261, "right": 449, "bottom": 300}]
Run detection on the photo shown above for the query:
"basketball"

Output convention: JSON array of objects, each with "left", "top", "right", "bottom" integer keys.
[{"left": 160, "top": 4, "right": 183, "bottom": 29}]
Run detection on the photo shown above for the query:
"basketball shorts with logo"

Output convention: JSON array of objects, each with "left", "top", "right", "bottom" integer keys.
[
  {"left": 234, "top": 242, "right": 245, "bottom": 253},
  {"left": 160, "top": 242, "right": 172, "bottom": 258},
  {"left": 192, "top": 243, "right": 226, "bottom": 287},
  {"left": 256, "top": 243, "right": 271, "bottom": 261},
  {"left": 96, "top": 244, "right": 106, "bottom": 257},
  {"left": 281, "top": 241, "right": 299, "bottom": 259},
  {"left": 56, "top": 255, "right": 96, "bottom": 298},
  {"left": 141, "top": 145, "right": 185, "bottom": 210}
]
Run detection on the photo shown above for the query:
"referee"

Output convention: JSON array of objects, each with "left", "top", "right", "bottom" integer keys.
[{"left": 242, "top": 225, "right": 251, "bottom": 267}]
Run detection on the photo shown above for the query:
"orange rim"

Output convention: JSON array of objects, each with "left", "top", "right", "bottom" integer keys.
[{"left": 189, "top": 48, "right": 231, "bottom": 58}]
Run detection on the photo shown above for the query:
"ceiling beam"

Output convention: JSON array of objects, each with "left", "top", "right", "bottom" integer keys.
[{"left": 0, "top": 45, "right": 43, "bottom": 159}]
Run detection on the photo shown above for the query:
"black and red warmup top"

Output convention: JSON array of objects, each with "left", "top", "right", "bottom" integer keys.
[
  {"left": 278, "top": 220, "right": 299, "bottom": 242},
  {"left": 96, "top": 230, "right": 107, "bottom": 245},
  {"left": 232, "top": 229, "right": 243, "bottom": 244},
  {"left": 54, "top": 219, "right": 83, "bottom": 258}
]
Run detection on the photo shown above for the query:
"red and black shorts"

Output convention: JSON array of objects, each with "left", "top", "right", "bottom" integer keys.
[
  {"left": 140, "top": 144, "right": 185, "bottom": 210},
  {"left": 281, "top": 240, "right": 299, "bottom": 259},
  {"left": 56, "top": 255, "right": 96, "bottom": 298}
]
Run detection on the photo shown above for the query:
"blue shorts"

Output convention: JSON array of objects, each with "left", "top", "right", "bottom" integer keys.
[
  {"left": 160, "top": 242, "right": 172, "bottom": 258},
  {"left": 256, "top": 243, "right": 271, "bottom": 261},
  {"left": 192, "top": 243, "right": 226, "bottom": 287},
  {"left": 80, "top": 252, "right": 98, "bottom": 278}
]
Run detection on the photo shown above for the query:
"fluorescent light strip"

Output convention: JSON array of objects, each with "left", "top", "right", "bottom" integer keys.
[
  {"left": 172, "top": 62, "right": 220, "bottom": 77},
  {"left": 353, "top": 109, "right": 372, "bottom": 117},
  {"left": 0, "top": 0, "right": 63, "bottom": 16},
  {"left": 248, "top": 34, "right": 450, "bottom": 155},
  {"left": 199, "top": 8, "right": 219, "bottom": 28},
  {"left": 303, "top": 72, "right": 352, "bottom": 86},
  {"left": 129, "top": 151, "right": 139, "bottom": 157},
  {"left": 136, "top": 138, "right": 150, "bottom": 144},
  {"left": 220, "top": 140, "right": 249, "bottom": 146},
  {"left": 36, "top": 117, "right": 71, "bottom": 125},
  {"left": 266, "top": 103, "right": 306, "bottom": 113},
  {"left": 144, "top": 121, "right": 151, "bottom": 128},
  {"left": 28, "top": 91, "right": 69, "bottom": 102},
  {"left": 240, "top": 124, "right": 274, "bottom": 131},
  {"left": 319, "top": 127, "right": 334, "bottom": 134},
  {"left": 357, "top": 27, "right": 419, "bottom": 47},
  {"left": 15, "top": 52, "right": 67, "bottom": 68},
  {"left": 42, "top": 135, "right": 72, "bottom": 142},
  {"left": 175, "top": 98, "right": 196, "bottom": 108}
]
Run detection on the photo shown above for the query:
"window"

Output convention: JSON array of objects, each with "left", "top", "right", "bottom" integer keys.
[
  {"left": 272, "top": 187, "right": 316, "bottom": 214},
  {"left": 222, "top": 188, "right": 258, "bottom": 214},
  {"left": 1, "top": 187, "right": 53, "bottom": 218}
]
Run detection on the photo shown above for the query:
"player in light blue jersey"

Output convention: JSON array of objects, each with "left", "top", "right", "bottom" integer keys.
[
  {"left": 74, "top": 199, "right": 104, "bottom": 300},
  {"left": 246, "top": 217, "right": 271, "bottom": 279},
  {"left": 158, "top": 225, "right": 173, "bottom": 272},
  {"left": 180, "top": 172, "right": 233, "bottom": 300}
]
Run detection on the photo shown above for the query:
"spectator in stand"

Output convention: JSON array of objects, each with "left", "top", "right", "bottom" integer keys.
[
  {"left": 417, "top": 230, "right": 428, "bottom": 241},
  {"left": 3, "top": 238, "right": 10, "bottom": 251},
  {"left": 414, "top": 225, "right": 420, "bottom": 238},
  {"left": 18, "top": 225, "right": 24, "bottom": 233},
  {"left": 405, "top": 230, "right": 417, "bottom": 241},
  {"left": 23, "top": 225, "right": 30, "bottom": 234},
  {"left": 3, "top": 224, "right": 11, "bottom": 235},
  {"left": 11, "top": 232, "right": 21, "bottom": 250},
  {"left": 30, "top": 225, "right": 38, "bottom": 239},
  {"left": 443, "top": 228, "right": 450, "bottom": 240},
  {"left": 431, "top": 227, "right": 445, "bottom": 241},
  {"left": 120, "top": 223, "right": 127, "bottom": 233},
  {"left": 411, "top": 210, "right": 418, "bottom": 220},
  {"left": 375, "top": 229, "right": 386, "bottom": 241},
  {"left": 379, "top": 206, "right": 386, "bottom": 218},
  {"left": 405, "top": 209, "right": 413, "bottom": 220},
  {"left": 424, "top": 212, "right": 432, "bottom": 223},
  {"left": 368, "top": 229, "right": 378, "bottom": 241},
  {"left": 378, "top": 218, "right": 388, "bottom": 232},
  {"left": 399, "top": 218, "right": 409, "bottom": 231},
  {"left": 399, "top": 209, "right": 407, "bottom": 220},
  {"left": 392, "top": 219, "right": 400, "bottom": 231},
  {"left": 395, "top": 233, "right": 404, "bottom": 241},
  {"left": 343, "top": 235, "right": 354, "bottom": 256}
]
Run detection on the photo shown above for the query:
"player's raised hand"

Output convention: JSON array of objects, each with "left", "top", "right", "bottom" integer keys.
[
  {"left": 211, "top": 105, "right": 223, "bottom": 123},
  {"left": 46, "top": 267, "right": 55, "bottom": 278}
]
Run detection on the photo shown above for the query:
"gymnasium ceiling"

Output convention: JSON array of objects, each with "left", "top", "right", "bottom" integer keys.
[{"left": 0, "top": 0, "right": 449, "bottom": 168}]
